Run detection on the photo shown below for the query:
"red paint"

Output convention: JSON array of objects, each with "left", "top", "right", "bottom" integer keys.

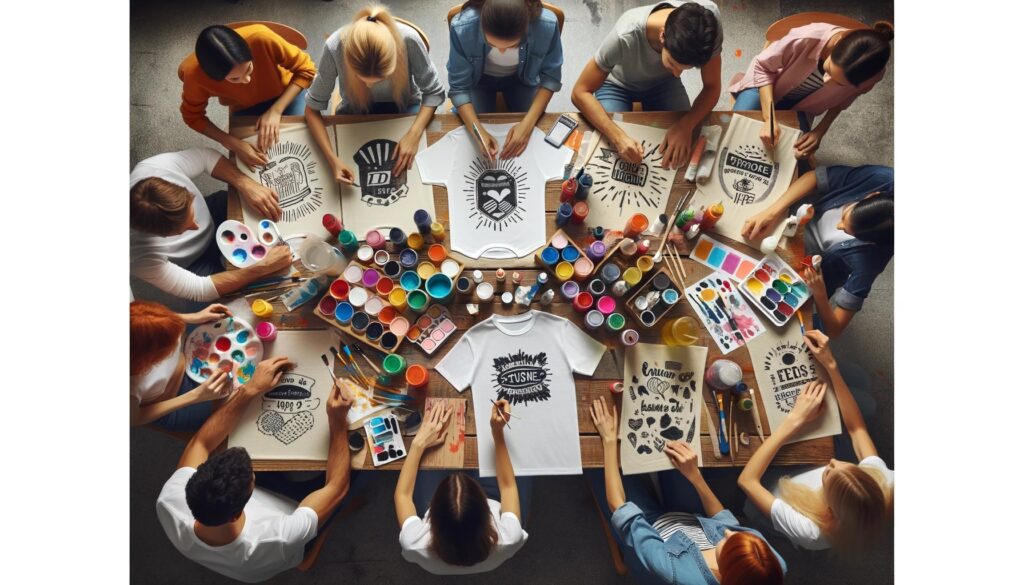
[
  {"left": 778, "top": 303, "right": 794, "bottom": 316},
  {"left": 215, "top": 337, "right": 231, "bottom": 352},
  {"left": 755, "top": 269, "right": 771, "bottom": 283},
  {"left": 322, "top": 214, "right": 342, "bottom": 236},
  {"left": 571, "top": 201, "right": 589, "bottom": 224},
  {"left": 573, "top": 291, "right": 594, "bottom": 312},
  {"left": 560, "top": 178, "right": 578, "bottom": 202}
]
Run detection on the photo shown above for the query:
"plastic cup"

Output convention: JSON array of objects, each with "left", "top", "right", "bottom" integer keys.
[
  {"left": 661, "top": 316, "right": 700, "bottom": 346},
  {"left": 251, "top": 299, "right": 274, "bottom": 318}
]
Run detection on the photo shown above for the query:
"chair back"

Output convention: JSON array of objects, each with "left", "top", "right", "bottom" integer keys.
[
  {"left": 765, "top": 12, "right": 868, "bottom": 44},
  {"left": 226, "top": 21, "right": 308, "bottom": 49}
]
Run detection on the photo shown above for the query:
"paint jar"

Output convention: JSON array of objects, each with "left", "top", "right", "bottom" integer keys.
[
  {"left": 374, "top": 249, "right": 391, "bottom": 266},
  {"left": 456, "top": 276, "right": 472, "bottom": 295},
  {"left": 388, "top": 288, "right": 408, "bottom": 310},
  {"left": 356, "top": 245, "right": 374, "bottom": 264},
  {"left": 366, "top": 230, "right": 386, "bottom": 250},
  {"left": 699, "top": 202, "right": 725, "bottom": 230},
  {"left": 593, "top": 226, "right": 605, "bottom": 241},
  {"left": 606, "top": 313, "right": 626, "bottom": 332},
  {"left": 427, "top": 244, "right": 448, "bottom": 264},
  {"left": 362, "top": 269, "right": 381, "bottom": 288},
  {"left": 511, "top": 272, "right": 523, "bottom": 285},
  {"left": 334, "top": 302, "right": 354, "bottom": 325},
  {"left": 476, "top": 282, "right": 494, "bottom": 302},
  {"left": 705, "top": 359, "right": 743, "bottom": 391},
  {"left": 600, "top": 263, "right": 621, "bottom": 284},
  {"left": 400, "top": 271, "right": 421, "bottom": 292},
  {"left": 343, "top": 264, "right": 364, "bottom": 284},
  {"left": 539, "top": 289, "right": 555, "bottom": 306},
  {"left": 636, "top": 255, "right": 655, "bottom": 273},
  {"left": 389, "top": 227, "right": 407, "bottom": 248},
  {"left": 622, "top": 267, "right": 642, "bottom": 287},
  {"left": 662, "top": 288, "right": 680, "bottom": 305},
  {"left": 585, "top": 310, "right": 605, "bottom": 330},
  {"left": 348, "top": 286, "right": 369, "bottom": 308},
  {"left": 406, "top": 364, "right": 429, "bottom": 389},
  {"left": 550, "top": 233, "right": 568, "bottom": 250},
  {"left": 318, "top": 295, "right": 338, "bottom": 317},
  {"left": 389, "top": 316, "right": 410, "bottom": 337},
  {"left": 472, "top": 270, "right": 484, "bottom": 284},
  {"left": 540, "top": 247, "right": 560, "bottom": 266},
  {"left": 560, "top": 178, "right": 578, "bottom": 202},
  {"left": 383, "top": 354, "right": 407, "bottom": 375},
  {"left": 407, "top": 232, "right": 425, "bottom": 251},
  {"left": 661, "top": 317, "right": 700, "bottom": 346},
  {"left": 597, "top": 295, "right": 617, "bottom": 315},
  {"left": 299, "top": 239, "right": 346, "bottom": 276},
  {"left": 375, "top": 277, "right": 395, "bottom": 297},
  {"left": 501, "top": 291, "right": 514, "bottom": 306},
  {"left": 380, "top": 332, "right": 399, "bottom": 351},
  {"left": 322, "top": 214, "right": 342, "bottom": 237},
  {"left": 398, "top": 248, "right": 419, "bottom": 269},
  {"left": 417, "top": 262, "right": 437, "bottom": 280},
  {"left": 610, "top": 381, "right": 624, "bottom": 394},
  {"left": 611, "top": 280, "right": 629, "bottom": 297},
  {"left": 430, "top": 222, "right": 446, "bottom": 242},
  {"left": 555, "top": 202, "right": 573, "bottom": 227},
  {"left": 414, "top": 209, "right": 433, "bottom": 235},
  {"left": 440, "top": 259, "right": 461, "bottom": 278},
  {"left": 651, "top": 213, "right": 668, "bottom": 235},
  {"left": 624, "top": 214, "right": 649, "bottom": 238},
  {"left": 329, "top": 280, "right": 350, "bottom": 301},
  {"left": 676, "top": 209, "right": 696, "bottom": 228},
  {"left": 573, "top": 291, "right": 594, "bottom": 312},
  {"left": 338, "top": 230, "right": 359, "bottom": 253},
  {"left": 351, "top": 312, "right": 370, "bottom": 333},
  {"left": 555, "top": 261, "right": 575, "bottom": 282},
  {"left": 588, "top": 279, "right": 607, "bottom": 297},
  {"left": 619, "top": 238, "right": 638, "bottom": 257},
  {"left": 561, "top": 245, "right": 581, "bottom": 263},
  {"left": 426, "top": 273, "right": 454, "bottom": 302},
  {"left": 251, "top": 299, "right": 274, "bottom": 318},
  {"left": 407, "top": 290, "right": 429, "bottom": 313},
  {"left": 573, "top": 257, "right": 594, "bottom": 281},
  {"left": 587, "top": 240, "right": 607, "bottom": 262},
  {"left": 366, "top": 322, "right": 385, "bottom": 341},
  {"left": 639, "top": 310, "right": 656, "bottom": 327},
  {"left": 561, "top": 281, "right": 580, "bottom": 300},
  {"left": 378, "top": 305, "right": 397, "bottom": 324},
  {"left": 652, "top": 272, "right": 671, "bottom": 290},
  {"left": 620, "top": 328, "right": 640, "bottom": 346},
  {"left": 572, "top": 201, "right": 589, "bottom": 224},
  {"left": 255, "top": 321, "right": 277, "bottom": 342},
  {"left": 364, "top": 296, "right": 385, "bottom": 317},
  {"left": 383, "top": 260, "right": 402, "bottom": 279},
  {"left": 577, "top": 173, "right": 593, "bottom": 199},
  {"left": 637, "top": 239, "right": 651, "bottom": 254}
]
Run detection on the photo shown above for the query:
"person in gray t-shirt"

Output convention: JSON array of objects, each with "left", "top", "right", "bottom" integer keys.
[{"left": 571, "top": 1, "right": 723, "bottom": 171}]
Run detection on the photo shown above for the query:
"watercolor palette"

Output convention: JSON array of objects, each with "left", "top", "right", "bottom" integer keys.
[
  {"left": 738, "top": 255, "right": 810, "bottom": 326},
  {"left": 689, "top": 235, "right": 758, "bottom": 282},
  {"left": 408, "top": 304, "right": 458, "bottom": 355},
  {"left": 184, "top": 317, "right": 263, "bottom": 386},
  {"left": 685, "top": 272, "right": 766, "bottom": 354},
  {"left": 364, "top": 413, "right": 407, "bottom": 466},
  {"left": 624, "top": 266, "right": 684, "bottom": 328}
]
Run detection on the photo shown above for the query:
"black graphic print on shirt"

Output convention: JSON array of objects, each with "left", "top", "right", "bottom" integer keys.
[{"left": 491, "top": 350, "right": 552, "bottom": 405}]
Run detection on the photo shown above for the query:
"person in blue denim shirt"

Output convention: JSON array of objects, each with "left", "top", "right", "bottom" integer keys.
[
  {"left": 588, "top": 397, "right": 786, "bottom": 585},
  {"left": 742, "top": 165, "right": 894, "bottom": 337},
  {"left": 447, "top": 0, "right": 564, "bottom": 160}
]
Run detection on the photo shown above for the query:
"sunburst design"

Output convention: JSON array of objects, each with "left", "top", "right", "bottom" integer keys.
[
  {"left": 588, "top": 141, "right": 669, "bottom": 216},
  {"left": 462, "top": 157, "right": 530, "bottom": 231},
  {"left": 258, "top": 141, "right": 325, "bottom": 223}
]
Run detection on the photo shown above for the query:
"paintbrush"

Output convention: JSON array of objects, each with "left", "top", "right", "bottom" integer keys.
[
  {"left": 342, "top": 344, "right": 372, "bottom": 387},
  {"left": 320, "top": 354, "right": 341, "bottom": 384},
  {"left": 703, "top": 399, "right": 722, "bottom": 460},
  {"left": 715, "top": 392, "right": 730, "bottom": 455},
  {"left": 489, "top": 399, "right": 514, "bottom": 429},
  {"left": 732, "top": 422, "right": 739, "bottom": 460},
  {"left": 242, "top": 275, "right": 304, "bottom": 292},
  {"left": 351, "top": 344, "right": 383, "bottom": 375},
  {"left": 748, "top": 387, "right": 765, "bottom": 442},
  {"left": 374, "top": 389, "right": 416, "bottom": 402},
  {"left": 728, "top": 398, "right": 736, "bottom": 463},
  {"left": 671, "top": 250, "right": 688, "bottom": 280},
  {"left": 796, "top": 310, "right": 806, "bottom": 335},
  {"left": 769, "top": 100, "right": 776, "bottom": 149},
  {"left": 652, "top": 189, "right": 690, "bottom": 263},
  {"left": 329, "top": 346, "right": 361, "bottom": 383}
]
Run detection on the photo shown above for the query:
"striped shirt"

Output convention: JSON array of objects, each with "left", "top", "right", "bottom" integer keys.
[
  {"left": 780, "top": 66, "right": 825, "bottom": 106},
  {"left": 652, "top": 512, "right": 714, "bottom": 550}
]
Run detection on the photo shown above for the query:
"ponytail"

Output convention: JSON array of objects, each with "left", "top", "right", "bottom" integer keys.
[
  {"left": 832, "top": 21, "right": 894, "bottom": 86},
  {"left": 342, "top": 5, "right": 410, "bottom": 112}
]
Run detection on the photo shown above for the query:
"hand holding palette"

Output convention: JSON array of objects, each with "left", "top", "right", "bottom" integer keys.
[
  {"left": 185, "top": 317, "right": 263, "bottom": 386},
  {"left": 685, "top": 272, "right": 766, "bottom": 354},
  {"left": 738, "top": 255, "right": 810, "bottom": 326},
  {"left": 364, "top": 413, "right": 407, "bottom": 466},
  {"left": 689, "top": 235, "right": 758, "bottom": 282}
]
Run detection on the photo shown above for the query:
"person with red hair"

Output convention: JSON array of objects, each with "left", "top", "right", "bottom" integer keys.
[
  {"left": 130, "top": 300, "right": 236, "bottom": 429},
  {"left": 589, "top": 396, "right": 785, "bottom": 585}
]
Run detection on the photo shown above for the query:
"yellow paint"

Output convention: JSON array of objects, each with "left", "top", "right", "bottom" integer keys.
[
  {"left": 417, "top": 262, "right": 437, "bottom": 279},
  {"left": 407, "top": 233, "right": 425, "bottom": 250},
  {"left": 556, "top": 261, "right": 575, "bottom": 281},
  {"left": 779, "top": 273, "right": 793, "bottom": 284},
  {"left": 623, "top": 267, "right": 642, "bottom": 286},
  {"left": 700, "top": 288, "right": 717, "bottom": 302},
  {"left": 745, "top": 278, "right": 764, "bottom": 295}
]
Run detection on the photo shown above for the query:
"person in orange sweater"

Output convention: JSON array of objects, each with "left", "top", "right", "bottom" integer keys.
[{"left": 178, "top": 24, "right": 317, "bottom": 171}]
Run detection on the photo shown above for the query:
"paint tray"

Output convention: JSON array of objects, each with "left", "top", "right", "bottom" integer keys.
[
  {"left": 737, "top": 255, "right": 810, "bottom": 326},
  {"left": 624, "top": 266, "right": 685, "bottom": 328},
  {"left": 534, "top": 229, "right": 586, "bottom": 280}
]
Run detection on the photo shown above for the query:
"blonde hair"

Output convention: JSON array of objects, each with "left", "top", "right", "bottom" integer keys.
[
  {"left": 778, "top": 463, "right": 893, "bottom": 556},
  {"left": 341, "top": 5, "right": 409, "bottom": 112}
]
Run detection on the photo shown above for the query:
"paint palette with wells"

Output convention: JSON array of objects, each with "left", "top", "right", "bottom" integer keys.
[
  {"left": 625, "top": 267, "right": 684, "bottom": 328},
  {"left": 534, "top": 229, "right": 587, "bottom": 282},
  {"left": 592, "top": 238, "right": 655, "bottom": 291},
  {"left": 216, "top": 219, "right": 282, "bottom": 268},
  {"left": 408, "top": 305, "right": 458, "bottom": 355},
  {"left": 314, "top": 279, "right": 409, "bottom": 353},
  {"left": 738, "top": 255, "right": 810, "bottom": 326},
  {"left": 184, "top": 318, "right": 263, "bottom": 386}
]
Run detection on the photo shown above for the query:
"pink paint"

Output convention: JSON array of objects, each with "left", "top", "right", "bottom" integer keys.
[
  {"left": 597, "top": 295, "right": 617, "bottom": 315},
  {"left": 255, "top": 322, "right": 277, "bottom": 341},
  {"left": 721, "top": 253, "right": 741, "bottom": 274},
  {"left": 362, "top": 269, "right": 381, "bottom": 287},
  {"left": 366, "top": 230, "right": 385, "bottom": 250}
]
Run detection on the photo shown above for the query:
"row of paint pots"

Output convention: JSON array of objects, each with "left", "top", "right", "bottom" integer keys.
[
  {"left": 338, "top": 262, "right": 460, "bottom": 306},
  {"left": 317, "top": 293, "right": 409, "bottom": 351}
]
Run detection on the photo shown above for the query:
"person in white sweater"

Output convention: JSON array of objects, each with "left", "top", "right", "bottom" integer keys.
[{"left": 129, "top": 147, "right": 291, "bottom": 302}]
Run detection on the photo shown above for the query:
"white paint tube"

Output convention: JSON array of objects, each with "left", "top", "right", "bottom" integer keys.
[{"left": 696, "top": 125, "right": 722, "bottom": 184}]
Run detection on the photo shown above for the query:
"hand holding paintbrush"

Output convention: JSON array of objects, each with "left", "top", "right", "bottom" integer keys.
[{"left": 490, "top": 398, "right": 516, "bottom": 431}]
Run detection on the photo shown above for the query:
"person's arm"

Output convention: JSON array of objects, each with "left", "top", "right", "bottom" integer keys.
[
  {"left": 491, "top": 400, "right": 521, "bottom": 518},
  {"left": 304, "top": 106, "right": 356, "bottom": 186},
  {"left": 131, "top": 370, "right": 230, "bottom": 426},
  {"left": 590, "top": 397, "right": 626, "bottom": 511},
  {"left": 200, "top": 124, "right": 270, "bottom": 171},
  {"left": 456, "top": 102, "right": 498, "bottom": 161},
  {"left": 298, "top": 381, "right": 353, "bottom": 527},
  {"left": 802, "top": 266, "right": 857, "bottom": 338},
  {"left": 498, "top": 88, "right": 554, "bottom": 159},
  {"left": 394, "top": 402, "right": 454, "bottom": 526},
  {"left": 659, "top": 54, "right": 722, "bottom": 170},
  {"left": 177, "top": 356, "right": 294, "bottom": 469},
  {"left": 255, "top": 82, "right": 304, "bottom": 152},
  {"left": 795, "top": 106, "right": 843, "bottom": 159},
  {"left": 740, "top": 169, "right": 818, "bottom": 242},
  {"left": 208, "top": 245, "right": 294, "bottom": 297},
  {"left": 252, "top": 30, "right": 317, "bottom": 151},
  {"left": 664, "top": 441, "right": 724, "bottom": 516},
  {"left": 803, "top": 331, "right": 877, "bottom": 460},
  {"left": 393, "top": 104, "right": 438, "bottom": 175},
  {"left": 570, "top": 59, "right": 643, "bottom": 163},
  {"left": 211, "top": 156, "right": 282, "bottom": 220}
]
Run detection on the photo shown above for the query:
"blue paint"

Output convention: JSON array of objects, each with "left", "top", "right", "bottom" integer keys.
[
  {"left": 541, "top": 247, "right": 559, "bottom": 265},
  {"left": 561, "top": 246, "right": 580, "bottom": 262},
  {"left": 335, "top": 302, "right": 354, "bottom": 324},
  {"left": 232, "top": 249, "right": 247, "bottom": 262},
  {"left": 235, "top": 330, "right": 249, "bottom": 343},
  {"left": 707, "top": 247, "right": 726, "bottom": 268},
  {"left": 426, "top": 274, "right": 453, "bottom": 300},
  {"left": 765, "top": 288, "right": 783, "bottom": 302}
]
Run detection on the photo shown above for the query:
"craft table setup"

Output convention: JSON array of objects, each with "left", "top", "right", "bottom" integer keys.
[{"left": 219, "top": 109, "right": 834, "bottom": 473}]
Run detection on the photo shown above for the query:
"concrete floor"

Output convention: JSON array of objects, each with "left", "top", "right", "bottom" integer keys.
[{"left": 130, "top": 1, "right": 894, "bottom": 583}]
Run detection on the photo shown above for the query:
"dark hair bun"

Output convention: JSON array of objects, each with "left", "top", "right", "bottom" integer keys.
[{"left": 872, "top": 21, "right": 894, "bottom": 42}]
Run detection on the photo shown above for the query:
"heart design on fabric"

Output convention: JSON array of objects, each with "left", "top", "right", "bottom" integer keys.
[
  {"left": 627, "top": 432, "right": 637, "bottom": 448},
  {"left": 647, "top": 378, "right": 670, "bottom": 398},
  {"left": 257, "top": 410, "right": 314, "bottom": 444},
  {"left": 637, "top": 444, "right": 653, "bottom": 455},
  {"left": 628, "top": 418, "right": 643, "bottom": 431}
]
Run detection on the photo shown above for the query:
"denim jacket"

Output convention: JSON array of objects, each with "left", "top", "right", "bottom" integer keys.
[
  {"left": 611, "top": 503, "right": 787, "bottom": 585},
  {"left": 447, "top": 7, "right": 564, "bottom": 108},
  {"left": 809, "top": 165, "right": 895, "bottom": 311}
]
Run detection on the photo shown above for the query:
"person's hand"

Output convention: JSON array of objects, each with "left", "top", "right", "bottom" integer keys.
[
  {"left": 664, "top": 440, "right": 701, "bottom": 481},
  {"left": 473, "top": 126, "right": 499, "bottom": 163},
  {"left": 244, "top": 356, "right": 295, "bottom": 396},
  {"left": 392, "top": 128, "right": 421, "bottom": 176},
  {"left": 802, "top": 266, "right": 826, "bottom": 300},
  {"left": 326, "top": 379, "right": 355, "bottom": 426},
  {"left": 612, "top": 131, "right": 643, "bottom": 164},
  {"left": 184, "top": 303, "right": 232, "bottom": 325},
  {"left": 231, "top": 138, "right": 270, "bottom": 171},
  {"left": 257, "top": 244, "right": 293, "bottom": 274},
  {"left": 760, "top": 119, "right": 780, "bottom": 153},
  {"left": 659, "top": 118, "right": 695, "bottom": 170},
  {"left": 190, "top": 370, "right": 232, "bottom": 402},
  {"left": 786, "top": 380, "right": 828, "bottom": 428},
  {"left": 256, "top": 109, "right": 282, "bottom": 152},
  {"left": 500, "top": 119, "right": 533, "bottom": 160},
  {"left": 589, "top": 396, "right": 619, "bottom": 444},
  {"left": 741, "top": 206, "right": 784, "bottom": 242},
  {"left": 803, "top": 330, "right": 837, "bottom": 371},
  {"left": 490, "top": 399, "right": 513, "bottom": 437},
  {"left": 794, "top": 128, "right": 823, "bottom": 159},
  {"left": 330, "top": 158, "right": 357, "bottom": 187},
  {"left": 237, "top": 178, "right": 282, "bottom": 221},
  {"left": 412, "top": 402, "right": 454, "bottom": 450}
]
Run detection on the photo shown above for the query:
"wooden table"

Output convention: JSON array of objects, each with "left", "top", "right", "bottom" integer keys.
[{"left": 228, "top": 111, "right": 832, "bottom": 471}]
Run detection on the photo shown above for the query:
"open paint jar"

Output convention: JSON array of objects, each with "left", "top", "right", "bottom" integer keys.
[
  {"left": 255, "top": 321, "right": 277, "bottom": 341},
  {"left": 334, "top": 302, "right": 354, "bottom": 325},
  {"left": 405, "top": 364, "right": 429, "bottom": 389}
]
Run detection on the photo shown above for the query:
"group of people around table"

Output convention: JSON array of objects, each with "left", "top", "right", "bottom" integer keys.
[{"left": 129, "top": 1, "right": 896, "bottom": 582}]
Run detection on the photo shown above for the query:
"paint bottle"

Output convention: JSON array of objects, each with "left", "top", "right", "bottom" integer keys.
[
  {"left": 389, "top": 227, "right": 407, "bottom": 248},
  {"left": 600, "top": 262, "right": 621, "bottom": 284},
  {"left": 475, "top": 282, "right": 494, "bottom": 302},
  {"left": 501, "top": 291, "right": 514, "bottom": 306},
  {"left": 407, "top": 233, "right": 425, "bottom": 250},
  {"left": 456, "top": 276, "right": 472, "bottom": 295},
  {"left": 560, "top": 178, "right": 578, "bottom": 202},
  {"left": 537, "top": 272, "right": 549, "bottom": 286},
  {"left": 624, "top": 213, "right": 649, "bottom": 238},
  {"left": 512, "top": 272, "right": 523, "bottom": 285},
  {"left": 699, "top": 203, "right": 725, "bottom": 230},
  {"left": 676, "top": 209, "right": 696, "bottom": 229},
  {"left": 540, "top": 247, "right": 560, "bottom": 266},
  {"left": 619, "top": 238, "right": 637, "bottom": 257},
  {"left": 593, "top": 226, "right": 605, "bottom": 241},
  {"left": 282, "top": 276, "right": 329, "bottom": 312},
  {"left": 382, "top": 353, "right": 407, "bottom": 376},
  {"left": 650, "top": 214, "right": 668, "bottom": 236},
  {"left": 584, "top": 310, "right": 605, "bottom": 330},
  {"left": 577, "top": 173, "right": 593, "bottom": 199},
  {"left": 322, "top": 214, "right": 342, "bottom": 237},
  {"left": 587, "top": 240, "right": 607, "bottom": 262},
  {"left": 637, "top": 239, "right": 651, "bottom": 254},
  {"left": 251, "top": 299, "right": 274, "bottom": 318},
  {"left": 556, "top": 202, "right": 573, "bottom": 227},
  {"left": 413, "top": 209, "right": 433, "bottom": 235},
  {"left": 472, "top": 269, "right": 484, "bottom": 284},
  {"left": 561, "top": 281, "right": 579, "bottom": 300},
  {"left": 430, "top": 222, "right": 446, "bottom": 242},
  {"left": 495, "top": 268, "right": 506, "bottom": 283},
  {"left": 337, "top": 230, "right": 359, "bottom": 253},
  {"left": 405, "top": 364, "right": 429, "bottom": 389},
  {"left": 704, "top": 359, "right": 743, "bottom": 392},
  {"left": 610, "top": 381, "right": 624, "bottom": 394},
  {"left": 572, "top": 201, "right": 589, "bottom": 224},
  {"left": 255, "top": 321, "right": 277, "bottom": 342},
  {"left": 683, "top": 135, "right": 707, "bottom": 182},
  {"left": 366, "top": 229, "right": 386, "bottom": 250},
  {"left": 620, "top": 328, "right": 640, "bottom": 346}
]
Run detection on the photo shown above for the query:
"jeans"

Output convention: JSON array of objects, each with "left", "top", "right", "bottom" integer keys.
[
  {"left": 412, "top": 470, "right": 534, "bottom": 528},
  {"left": 732, "top": 87, "right": 812, "bottom": 133},
  {"left": 235, "top": 89, "right": 308, "bottom": 116},
  {"left": 469, "top": 74, "right": 539, "bottom": 113},
  {"left": 594, "top": 78, "right": 691, "bottom": 113},
  {"left": 153, "top": 374, "right": 213, "bottom": 431}
]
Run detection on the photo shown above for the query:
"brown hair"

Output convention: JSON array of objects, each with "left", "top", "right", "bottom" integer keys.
[
  {"left": 463, "top": 0, "right": 543, "bottom": 40},
  {"left": 342, "top": 5, "right": 410, "bottom": 112},
  {"left": 832, "top": 21, "right": 894, "bottom": 86},
  {"left": 130, "top": 177, "right": 193, "bottom": 236},
  {"left": 130, "top": 301, "right": 185, "bottom": 376},
  {"left": 428, "top": 473, "right": 498, "bottom": 566},
  {"left": 718, "top": 532, "right": 784, "bottom": 585}
]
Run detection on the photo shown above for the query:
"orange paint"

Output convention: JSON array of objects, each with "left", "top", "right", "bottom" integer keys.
[
  {"left": 693, "top": 238, "right": 714, "bottom": 260},
  {"left": 734, "top": 48, "right": 743, "bottom": 58},
  {"left": 736, "top": 259, "right": 756, "bottom": 279}
]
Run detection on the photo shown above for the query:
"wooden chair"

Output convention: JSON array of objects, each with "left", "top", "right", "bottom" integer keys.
[
  {"left": 326, "top": 17, "right": 432, "bottom": 115},
  {"left": 226, "top": 21, "right": 308, "bottom": 49},
  {"left": 445, "top": 2, "right": 565, "bottom": 113}
]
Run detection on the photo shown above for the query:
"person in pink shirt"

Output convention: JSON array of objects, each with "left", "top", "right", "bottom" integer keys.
[{"left": 730, "top": 21, "right": 893, "bottom": 161}]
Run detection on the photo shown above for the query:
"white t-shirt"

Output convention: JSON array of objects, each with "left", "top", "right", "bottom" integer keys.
[
  {"left": 399, "top": 498, "right": 528, "bottom": 574},
  {"left": 484, "top": 46, "right": 520, "bottom": 77},
  {"left": 416, "top": 124, "right": 573, "bottom": 259},
  {"left": 436, "top": 311, "right": 605, "bottom": 476},
  {"left": 130, "top": 148, "right": 222, "bottom": 301},
  {"left": 130, "top": 341, "right": 182, "bottom": 404},
  {"left": 808, "top": 207, "right": 856, "bottom": 252},
  {"left": 156, "top": 467, "right": 319, "bottom": 583},
  {"left": 770, "top": 455, "right": 894, "bottom": 550}
]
